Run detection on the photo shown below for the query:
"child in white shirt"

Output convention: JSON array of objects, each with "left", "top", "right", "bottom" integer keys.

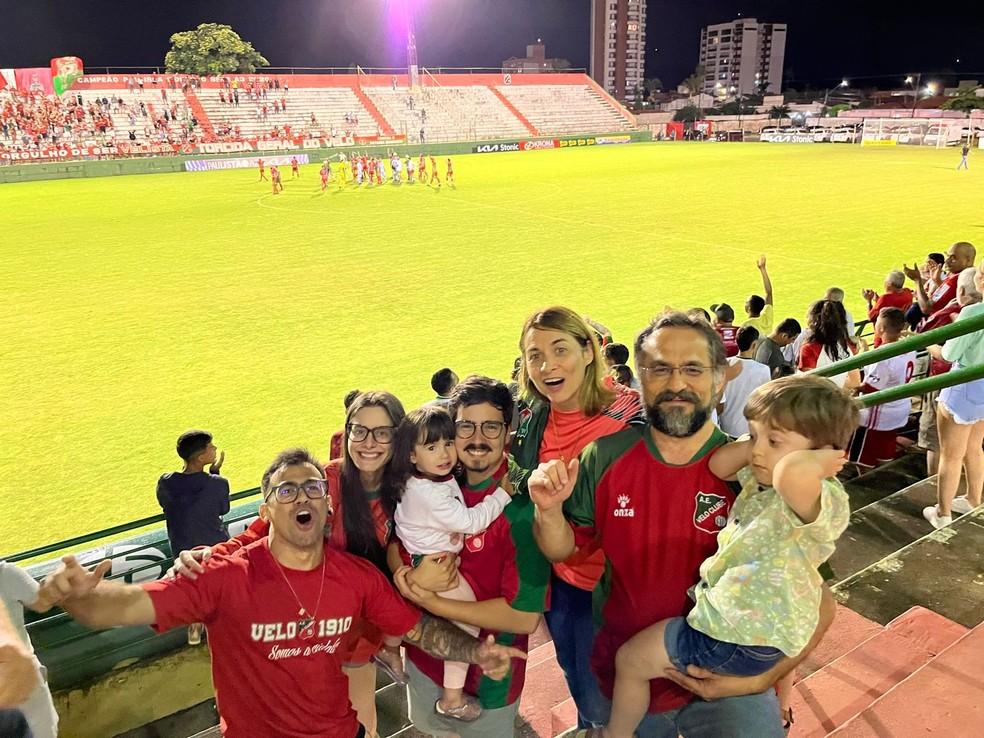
[{"left": 393, "top": 405, "right": 514, "bottom": 722}]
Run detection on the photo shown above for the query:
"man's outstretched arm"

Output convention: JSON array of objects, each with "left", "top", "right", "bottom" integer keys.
[{"left": 402, "top": 613, "right": 526, "bottom": 680}]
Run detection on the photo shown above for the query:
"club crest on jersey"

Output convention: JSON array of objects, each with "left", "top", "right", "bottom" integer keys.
[
  {"left": 613, "top": 494, "right": 635, "bottom": 518},
  {"left": 515, "top": 406, "right": 533, "bottom": 441},
  {"left": 465, "top": 532, "right": 486, "bottom": 553},
  {"left": 693, "top": 492, "right": 728, "bottom": 534}
]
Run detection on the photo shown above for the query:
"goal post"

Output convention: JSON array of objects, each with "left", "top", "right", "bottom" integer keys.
[{"left": 861, "top": 118, "right": 963, "bottom": 148}]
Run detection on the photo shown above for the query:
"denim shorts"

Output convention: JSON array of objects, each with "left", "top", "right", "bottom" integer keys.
[{"left": 664, "top": 617, "right": 783, "bottom": 677}]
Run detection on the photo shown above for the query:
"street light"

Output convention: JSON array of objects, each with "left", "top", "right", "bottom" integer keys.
[
  {"left": 905, "top": 73, "right": 921, "bottom": 116},
  {"left": 822, "top": 79, "right": 849, "bottom": 116}
]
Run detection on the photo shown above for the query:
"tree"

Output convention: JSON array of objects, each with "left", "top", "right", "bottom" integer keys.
[
  {"left": 165, "top": 23, "right": 269, "bottom": 75},
  {"left": 682, "top": 64, "right": 706, "bottom": 120},
  {"left": 673, "top": 105, "right": 700, "bottom": 122},
  {"left": 718, "top": 99, "right": 756, "bottom": 116},
  {"left": 768, "top": 105, "right": 791, "bottom": 122},
  {"left": 827, "top": 103, "right": 850, "bottom": 118},
  {"left": 941, "top": 87, "right": 984, "bottom": 113}
]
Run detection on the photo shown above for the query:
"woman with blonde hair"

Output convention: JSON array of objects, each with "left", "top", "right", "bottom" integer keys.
[{"left": 511, "top": 306, "right": 645, "bottom": 729}]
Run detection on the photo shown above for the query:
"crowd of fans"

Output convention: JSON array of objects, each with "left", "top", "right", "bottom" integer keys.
[{"left": 2, "top": 248, "right": 983, "bottom": 738}]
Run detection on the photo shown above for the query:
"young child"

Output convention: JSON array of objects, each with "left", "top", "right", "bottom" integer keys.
[
  {"left": 711, "top": 303, "right": 740, "bottom": 358},
  {"left": 392, "top": 405, "right": 515, "bottom": 722},
  {"left": 595, "top": 374, "right": 858, "bottom": 738}
]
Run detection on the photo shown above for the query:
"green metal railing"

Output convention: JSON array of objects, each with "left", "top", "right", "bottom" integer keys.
[{"left": 809, "top": 309, "right": 984, "bottom": 407}]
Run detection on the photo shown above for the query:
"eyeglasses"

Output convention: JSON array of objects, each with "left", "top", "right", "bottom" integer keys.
[
  {"left": 638, "top": 365, "right": 714, "bottom": 380},
  {"left": 454, "top": 420, "right": 506, "bottom": 440},
  {"left": 265, "top": 479, "right": 327, "bottom": 504},
  {"left": 346, "top": 424, "right": 396, "bottom": 444}
]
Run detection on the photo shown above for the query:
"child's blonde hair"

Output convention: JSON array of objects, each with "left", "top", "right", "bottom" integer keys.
[{"left": 744, "top": 374, "right": 860, "bottom": 450}]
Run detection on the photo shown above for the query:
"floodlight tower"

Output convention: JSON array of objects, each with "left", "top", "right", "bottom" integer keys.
[{"left": 405, "top": 0, "right": 420, "bottom": 89}]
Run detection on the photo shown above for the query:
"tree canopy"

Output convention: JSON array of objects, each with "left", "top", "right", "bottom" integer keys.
[{"left": 165, "top": 23, "right": 270, "bottom": 75}]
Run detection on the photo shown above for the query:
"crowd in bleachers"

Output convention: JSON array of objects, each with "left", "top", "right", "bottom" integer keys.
[{"left": 3, "top": 248, "right": 982, "bottom": 738}]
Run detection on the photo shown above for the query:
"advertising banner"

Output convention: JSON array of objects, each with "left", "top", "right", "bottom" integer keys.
[
  {"left": 473, "top": 134, "right": 633, "bottom": 154},
  {"left": 184, "top": 153, "right": 309, "bottom": 172}
]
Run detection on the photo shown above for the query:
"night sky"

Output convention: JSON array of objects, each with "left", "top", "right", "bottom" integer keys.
[{"left": 3, "top": 1, "right": 983, "bottom": 89}]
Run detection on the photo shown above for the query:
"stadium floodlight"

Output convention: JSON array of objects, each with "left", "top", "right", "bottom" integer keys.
[
  {"left": 925, "top": 83, "right": 937, "bottom": 95},
  {"left": 840, "top": 80, "right": 849, "bottom": 87},
  {"left": 904, "top": 76, "right": 914, "bottom": 84}
]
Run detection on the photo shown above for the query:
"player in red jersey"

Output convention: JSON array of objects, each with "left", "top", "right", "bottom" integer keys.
[
  {"left": 446, "top": 157, "right": 455, "bottom": 187},
  {"left": 290, "top": 156, "right": 300, "bottom": 179},
  {"left": 320, "top": 161, "right": 331, "bottom": 192},
  {"left": 429, "top": 155, "right": 441, "bottom": 187},
  {"left": 418, "top": 153, "right": 427, "bottom": 181},
  {"left": 270, "top": 165, "right": 283, "bottom": 195},
  {"left": 45, "top": 449, "right": 526, "bottom": 738},
  {"left": 257, "top": 158, "right": 267, "bottom": 181}
]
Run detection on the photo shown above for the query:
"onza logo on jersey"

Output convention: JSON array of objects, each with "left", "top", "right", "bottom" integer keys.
[
  {"left": 693, "top": 492, "right": 728, "bottom": 534},
  {"left": 613, "top": 494, "right": 635, "bottom": 518},
  {"left": 465, "top": 532, "right": 486, "bottom": 553}
]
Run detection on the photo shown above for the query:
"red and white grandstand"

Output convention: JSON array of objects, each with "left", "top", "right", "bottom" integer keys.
[{"left": 0, "top": 71, "right": 636, "bottom": 163}]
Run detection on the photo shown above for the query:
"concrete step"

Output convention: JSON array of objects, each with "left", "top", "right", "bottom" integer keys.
[
  {"left": 834, "top": 506, "right": 984, "bottom": 628},
  {"left": 519, "top": 641, "right": 575, "bottom": 738},
  {"left": 827, "top": 623, "right": 984, "bottom": 737},
  {"left": 796, "top": 605, "right": 883, "bottom": 681},
  {"left": 789, "top": 607, "right": 966, "bottom": 737},
  {"left": 550, "top": 698, "right": 578, "bottom": 737}
]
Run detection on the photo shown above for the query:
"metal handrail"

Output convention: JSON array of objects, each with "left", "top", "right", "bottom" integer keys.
[
  {"left": 1, "top": 486, "right": 262, "bottom": 564},
  {"left": 858, "top": 363, "right": 984, "bottom": 408},
  {"left": 810, "top": 310, "right": 984, "bottom": 378}
]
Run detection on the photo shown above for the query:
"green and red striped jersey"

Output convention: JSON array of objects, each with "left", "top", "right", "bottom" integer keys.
[
  {"left": 404, "top": 475, "right": 551, "bottom": 708},
  {"left": 564, "top": 425, "right": 736, "bottom": 714}
]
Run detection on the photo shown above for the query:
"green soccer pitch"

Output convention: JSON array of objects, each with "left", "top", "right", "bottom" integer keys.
[{"left": 2, "top": 141, "right": 981, "bottom": 553}]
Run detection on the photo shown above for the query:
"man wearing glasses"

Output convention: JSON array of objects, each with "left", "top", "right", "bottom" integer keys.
[
  {"left": 530, "top": 312, "right": 834, "bottom": 737},
  {"left": 394, "top": 376, "right": 551, "bottom": 737},
  {"left": 42, "top": 448, "right": 526, "bottom": 738}
]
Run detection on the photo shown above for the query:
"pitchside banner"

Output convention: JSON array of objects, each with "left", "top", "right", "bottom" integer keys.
[
  {"left": 185, "top": 153, "right": 310, "bottom": 172},
  {"left": 473, "top": 134, "right": 633, "bottom": 154}
]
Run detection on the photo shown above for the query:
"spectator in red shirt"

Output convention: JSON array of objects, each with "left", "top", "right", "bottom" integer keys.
[
  {"left": 44, "top": 449, "right": 525, "bottom": 738},
  {"left": 862, "top": 270, "right": 914, "bottom": 345},
  {"left": 711, "top": 303, "right": 740, "bottom": 357},
  {"left": 797, "top": 301, "right": 861, "bottom": 389},
  {"left": 903, "top": 242, "right": 977, "bottom": 321}
]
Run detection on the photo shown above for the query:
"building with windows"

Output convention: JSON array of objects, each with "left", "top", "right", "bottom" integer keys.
[
  {"left": 698, "top": 18, "right": 786, "bottom": 97},
  {"left": 502, "top": 40, "right": 571, "bottom": 74},
  {"left": 589, "top": 0, "right": 647, "bottom": 102}
]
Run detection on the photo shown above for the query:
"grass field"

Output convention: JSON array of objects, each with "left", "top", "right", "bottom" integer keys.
[{"left": 2, "top": 141, "right": 982, "bottom": 554}]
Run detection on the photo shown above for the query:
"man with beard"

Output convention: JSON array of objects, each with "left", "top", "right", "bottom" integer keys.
[
  {"left": 43, "top": 449, "right": 525, "bottom": 738},
  {"left": 530, "top": 312, "right": 834, "bottom": 737},
  {"left": 394, "top": 376, "right": 551, "bottom": 737}
]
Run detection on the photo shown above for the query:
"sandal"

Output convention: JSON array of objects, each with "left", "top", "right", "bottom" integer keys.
[
  {"left": 434, "top": 695, "right": 482, "bottom": 722},
  {"left": 782, "top": 707, "right": 795, "bottom": 734}
]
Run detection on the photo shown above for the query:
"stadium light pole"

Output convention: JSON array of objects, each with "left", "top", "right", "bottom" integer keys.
[
  {"left": 404, "top": 0, "right": 420, "bottom": 89},
  {"left": 822, "top": 79, "right": 849, "bottom": 117},
  {"left": 906, "top": 73, "right": 921, "bottom": 117}
]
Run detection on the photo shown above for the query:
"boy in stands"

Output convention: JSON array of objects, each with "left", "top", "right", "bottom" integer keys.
[
  {"left": 429, "top": 155, "right": 441, "bottom": 188},
  {"left": 711, "top": 303, "right": 740, "bottom": 357},
  {"left": 257, "top": 158, "right": 267, "bottom": 181},
  {"left": 446, "top": 157, "right": 455, "bottom": 187},
  {"left": 290, "top": 156, "right": 300, "bottom": 179},
  {"left": 850, "top": 307, "right": 916, "bottom": 467}
]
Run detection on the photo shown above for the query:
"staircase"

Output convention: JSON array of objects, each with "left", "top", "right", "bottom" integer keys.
[{"left": 183, "top": 91, "right": 215, "bottom": 139}]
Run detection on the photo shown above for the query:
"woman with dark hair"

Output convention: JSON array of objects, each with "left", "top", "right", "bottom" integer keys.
[
  {"left": 171, "top": 390, "right": 407, "bottom": 738},
  {"left": 797, "top": 300, "right": 861, "bottom": 389},
  {"left": 510, "top": 306, "right": 646, "bottom": 730}
]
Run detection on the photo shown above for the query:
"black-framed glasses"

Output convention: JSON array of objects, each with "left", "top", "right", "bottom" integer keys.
[
  {"left": 638, "top": 365, "right": 714, "bottom": 380},
  {"left": 454, "top": 420, "right": 506, "bottom": 440},
  {"left": 266, "top": 479, "right": 327, "bottom": 504},
  {"left": 346, "top": 424, "right": 396, "bottom": 444}
]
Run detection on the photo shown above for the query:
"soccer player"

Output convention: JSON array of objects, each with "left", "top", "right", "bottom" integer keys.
[
  {"left": 429, "top": 155, "right": 441, "bottom": 188},
  {"left": 958, "top": 142, "right": 970, "bottom": 171},
  {"left": 406, "top": 154, "right": 416, "bottom": 184},
  {"left": 335, "top": 154, "right": 349, "bottom": 189},
  {"left": 257, "top": 158, "right": 267, "bottom": 181},
  {"left": 320, "top": 161, "right": 331, "bottom": 192},
  {"left": 291, "top": 156, "right": 300, "bottom": 179},
  {"left": 376, "top": 157, "right": 386, "bottom": 185},
  {"left": 446, "top": 157, "right": 455, "bottom": 187},
  {"left": 270, "top": 165, "right": 283, "bottom": 195},
  {"left": 355, "top": 156, "right": 364, "bottom": 186},
  {"left": 419, "top": 153, "right": 427, "bottom": 182}
]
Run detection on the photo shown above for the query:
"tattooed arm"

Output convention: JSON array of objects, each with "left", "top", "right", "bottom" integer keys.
[{"left": 402, "top": 613, "right": 526, "bottom": 680}]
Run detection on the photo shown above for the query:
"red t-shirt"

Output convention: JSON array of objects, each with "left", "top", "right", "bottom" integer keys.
[
  {"left": 715, "top": 325, "right": 739, "bottom": 357},
  {"left": 867, "top": 288, "right": 914, "bottom": 322},
  {"left": 144, "top": 539, "right": 419, "bottom": 738},
  {"left": 540, "top": 386, "right": 643, "bottom": 590},
  {"left": 919, "top": 298, "right": 962, "bottom": 376},
  {"left": 928, "top": 273, "right": 959, "bottom": 314},
  {"left": 565, "top": 427, "right": 735, "bottom": 713},
  {"left": 212, "top": 460, "right": 393, "bottom": 664}
]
